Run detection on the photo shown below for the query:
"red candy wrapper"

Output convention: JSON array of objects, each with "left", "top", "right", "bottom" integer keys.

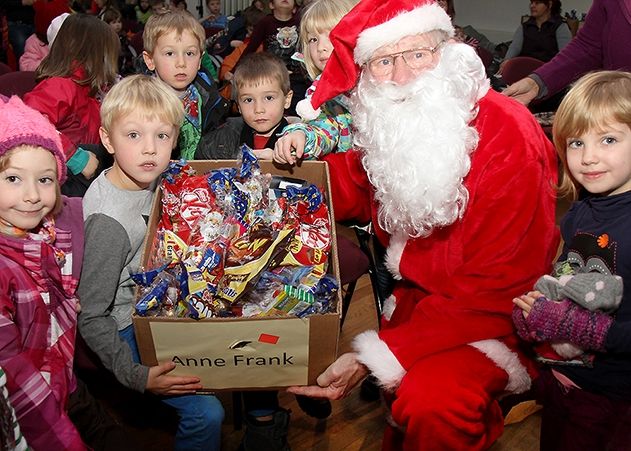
[
  {"left": 280, "top": 190, "right": 331, "bottom": 270},
  {"left": 160, "top": 171, "right": 219, "bottom": 244}
]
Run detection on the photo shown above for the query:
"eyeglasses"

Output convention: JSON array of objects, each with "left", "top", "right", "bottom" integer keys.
[{"left": 366, "top": 41, "right": 445, "bottom": 77}]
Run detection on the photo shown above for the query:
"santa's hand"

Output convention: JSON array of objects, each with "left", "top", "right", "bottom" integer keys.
[
  {"left": 274, "top": 131, "right": 305, "bottom": 165},
  {"left": 502, "top": 77, "right": 539, "bottom": 106},
  {"left": 286, "top": 352, "right": 369, "bottom": 400}
]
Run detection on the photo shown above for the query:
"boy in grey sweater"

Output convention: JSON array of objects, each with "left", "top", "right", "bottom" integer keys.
[{"left": 77, "top": 75, "right": 224, "bottom": 451}]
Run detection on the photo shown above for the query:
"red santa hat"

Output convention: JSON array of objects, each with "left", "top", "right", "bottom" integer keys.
[{"left": 310, "top": 0, "right": 454, "bottom": 109}]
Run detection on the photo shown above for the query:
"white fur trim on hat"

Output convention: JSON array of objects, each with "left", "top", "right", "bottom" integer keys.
[
  {"left": 385, "top": 232, "right": 407, "bottom": 281},
  {"left": 354, "top": 3, "right": 455, "bottom": 65},
  {"left": 353, "top": 330, "right": 406, "bottom": 391},
  {"left": 296, "top": 98, "right": 321, "bottom": 121},
  {"left": 469, "top": 339, "right": 532, "bottom": 394}
]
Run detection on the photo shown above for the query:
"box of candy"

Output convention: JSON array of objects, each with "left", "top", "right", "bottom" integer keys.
[{"left": 132, "top": 155, "right": 341, "bottom": 390}]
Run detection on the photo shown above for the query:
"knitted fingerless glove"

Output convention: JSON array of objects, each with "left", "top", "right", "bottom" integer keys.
[
  {"left": 522, "top": 297, "right": 613, "bottom": 351},
  {"left": 512, "top": 304, "right": 532, "bottom": 342}
]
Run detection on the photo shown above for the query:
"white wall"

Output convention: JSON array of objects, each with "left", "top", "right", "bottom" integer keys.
[
  {"left": 186, "top": 0, "right": 205, "bottom": 18},
  {"left": 454, "top": 0, "right": 593, "bottom": 44}
]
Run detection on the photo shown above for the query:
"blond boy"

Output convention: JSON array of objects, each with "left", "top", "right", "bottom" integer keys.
[
  {"left": 142, "top": 10, "right": 236, "bottom": 160},
  {"left": 78, "top": 75, "right": 224, "bottom": 451}
]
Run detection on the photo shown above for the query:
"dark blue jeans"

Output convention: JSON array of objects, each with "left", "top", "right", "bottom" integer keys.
[
  {"left": 7, "top": 21, "right": 34, "bottom": 61},
  {"left": 119, "top": 325, "right": 224, "bottom": 451}
]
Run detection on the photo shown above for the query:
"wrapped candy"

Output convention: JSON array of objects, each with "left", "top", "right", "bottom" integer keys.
[
  {"left": 133, "top": 147, "right": 336, "bottom": 319},
  {"left": 130, "top": 263, "right": 168, "bottom": 286},
  {"left": 135, "top": 272, "right": 172, "bottom": 316},
  {"left": 280, "top": 185, "right": 331, "bottom": 271},
  {"left": 218, "top": 228, "right": 294, "bottom": 304}
]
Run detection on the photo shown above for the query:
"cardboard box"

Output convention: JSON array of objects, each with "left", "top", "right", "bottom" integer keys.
[{"left": 133, "top": 160, "right": 341, "bottom": 390}]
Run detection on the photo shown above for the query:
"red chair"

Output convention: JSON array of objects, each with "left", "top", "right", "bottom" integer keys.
[
  {"left": 500, "top": 56, "right": 545, "bottom": 85},
  {"left": 129, "top": 30, "right": 144, "bottom": 55},
  {"left": 0, "top": 61, "right": 12, "bottom": 75},
  {"left": 476, "top": 46, "right": 494, "bottom": 70},
  {"left": 0, "top": 70, "right": 37, "bottom": 98},
  {"left": 337, "top": 234, "right": 371, "bottom": 325}
]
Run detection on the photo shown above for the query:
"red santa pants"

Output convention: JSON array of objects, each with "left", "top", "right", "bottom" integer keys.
[{"left": 383, "top": 345, "right": 509, "bottom": 450}]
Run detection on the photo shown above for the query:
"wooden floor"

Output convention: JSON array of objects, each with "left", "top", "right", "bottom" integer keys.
[
  {"left": 219, "top": 268, "right": 542, "bottom": 451},
  {"left": 89, "top": 224, "right": 545, "bottom": 450},
  {"left": 221, "top": 269, "right": 542, "bottom": 451},
  {"left": 220, "top": 222, "right": 547, "bottom": 450}
]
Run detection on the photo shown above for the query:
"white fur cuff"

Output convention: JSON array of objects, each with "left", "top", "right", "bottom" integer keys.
[
  {"left": 469, "top": 339, "right": 531, "bottom": 394},
  {"left": 353, "top": 330, "right": 406, "bottom": 391}
]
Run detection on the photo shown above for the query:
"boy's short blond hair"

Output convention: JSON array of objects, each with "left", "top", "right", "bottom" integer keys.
[
  {"left": 143, "top": 10, "right": 205, "bottom": 54},
  {"left": 233, "top": 53, "right": 291, "bottom": 97},
  {"left": 100, "top": 75, "right": 184, "bottom": 134}
]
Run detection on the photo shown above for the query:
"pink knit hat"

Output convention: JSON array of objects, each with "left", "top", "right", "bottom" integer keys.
[{"left": 0, "top": 96, "right": 67, "bottom": 183}]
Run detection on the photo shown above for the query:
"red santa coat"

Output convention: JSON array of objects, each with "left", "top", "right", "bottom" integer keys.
[{"left": 324, "top": 89, "right": 560, "bottom": 393}]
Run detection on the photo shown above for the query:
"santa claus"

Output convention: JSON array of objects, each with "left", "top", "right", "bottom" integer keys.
[{"left": 284, "top": 0, "right": 560, "bottom": 449}]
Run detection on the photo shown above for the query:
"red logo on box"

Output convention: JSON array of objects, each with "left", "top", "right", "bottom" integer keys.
[{"left": 258, "top": 333, "right": 280, "bottom": 344}]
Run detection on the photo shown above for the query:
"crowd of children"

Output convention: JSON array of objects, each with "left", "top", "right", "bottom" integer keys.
[{"left": 3, "top": 0, "right": 631, "bottom": 449}]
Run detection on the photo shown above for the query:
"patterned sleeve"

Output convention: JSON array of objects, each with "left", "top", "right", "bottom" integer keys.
[
  {"left": 0, "top": 277, "right": 84, "bottom": 450},
  {"left": 281, "top": 108, "right": 353, "bottom": 159},
  {"left": 0, "top": 367, "right": 28, "bottom": 451}
]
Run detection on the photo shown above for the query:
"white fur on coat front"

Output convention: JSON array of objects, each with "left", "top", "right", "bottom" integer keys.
[
  {"left": 384, "top": 233, "right": 407, "bottom": 280},
  {"left": 381, "top": 294, "right": 397, "bottom": 322}
]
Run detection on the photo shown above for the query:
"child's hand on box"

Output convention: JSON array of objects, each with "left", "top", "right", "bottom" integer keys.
[
  {"left": 274, "top": 131, "right": 306, "bottom": 165},
  {"left": 252, "top": 148, "right": 273, "bottom": 160},
  {"left": 146, "top": 362, "right": 203, "bottom": 395}
]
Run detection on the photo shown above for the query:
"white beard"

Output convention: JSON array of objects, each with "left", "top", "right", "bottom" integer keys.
[{"left": 351, "top": 42, "right": 490, "bottom": 238}]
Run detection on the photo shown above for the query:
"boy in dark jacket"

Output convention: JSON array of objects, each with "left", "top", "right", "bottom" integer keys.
[{"left": 232, "top": 52, "right": 292, "bottom": 159}]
